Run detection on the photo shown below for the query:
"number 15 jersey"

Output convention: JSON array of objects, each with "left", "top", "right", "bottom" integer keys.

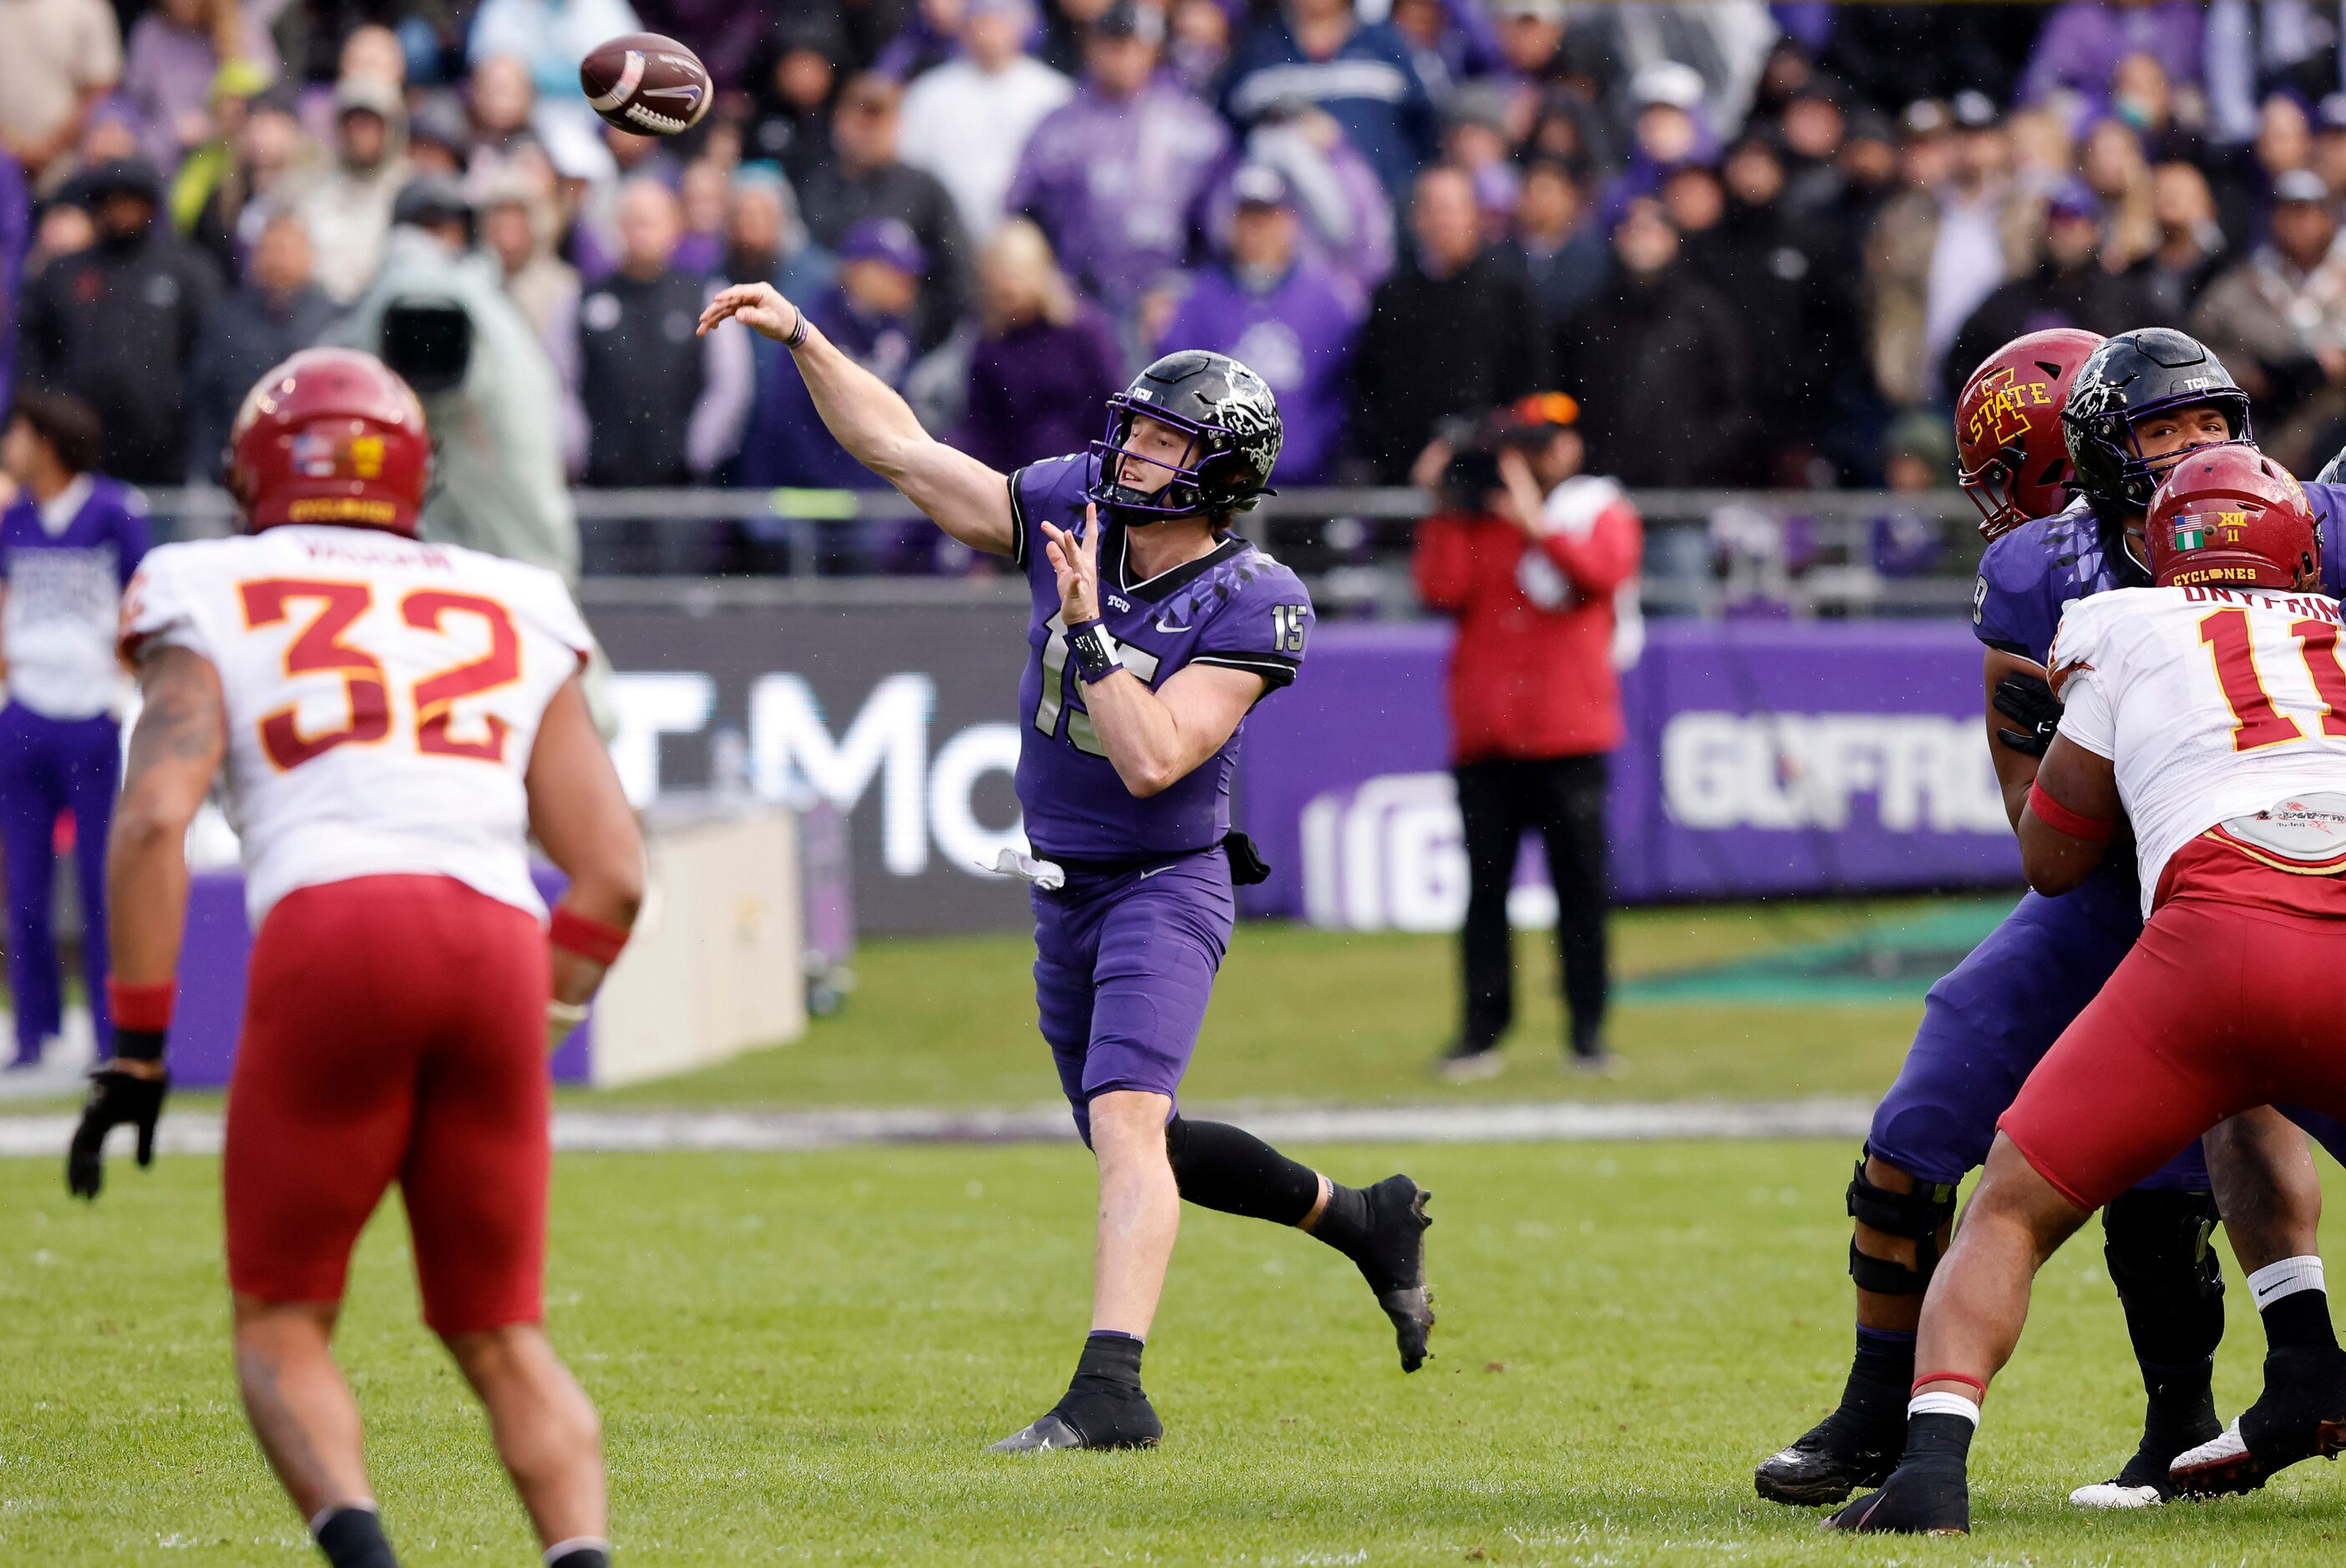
[
  {"left": 122, "top": 525, "right": 595, "bottom": 924},
  {"left": 2053, "top": 582, "right": 2346, "bottom": 916}
]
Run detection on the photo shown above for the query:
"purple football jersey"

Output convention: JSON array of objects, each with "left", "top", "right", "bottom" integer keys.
[
  {"left": 1974, "top": 482, "right": 2346, "bottom": 666},
  {"left": 1009, "top": 453, "right": 1314, "bottom": 859}
]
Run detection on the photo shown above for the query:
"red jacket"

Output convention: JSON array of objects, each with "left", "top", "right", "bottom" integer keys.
[{"left": 1412, "top": 476, "right": 1643, "bottom": 762}]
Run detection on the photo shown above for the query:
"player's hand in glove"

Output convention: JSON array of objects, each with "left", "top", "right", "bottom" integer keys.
[
  {"left": 1991, "top": 672, "right": 2061, "bottom": 757},
  {"left": 66, "top": 1060, "right": 170, "bottom": 1200}
]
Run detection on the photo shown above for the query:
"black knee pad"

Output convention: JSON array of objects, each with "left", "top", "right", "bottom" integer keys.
[
  {"left": 2104, "top": 1188, "right": 2224, "bottom": 1305},
  {"left": 1846, "top": 1146, "right": 1958, "bottom": 1296}
]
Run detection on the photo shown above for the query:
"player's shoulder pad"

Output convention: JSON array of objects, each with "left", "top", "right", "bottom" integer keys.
[{"left": 442, "top": 544, "right": 595, "bottom": 646}]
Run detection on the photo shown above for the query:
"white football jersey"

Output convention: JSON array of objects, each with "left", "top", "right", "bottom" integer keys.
[
  {"left": 2053, "top": 583, "right": 2346, "bottom": 914},
  {"left": 122, "top": 526, "right": 595, "bottom": 924}
]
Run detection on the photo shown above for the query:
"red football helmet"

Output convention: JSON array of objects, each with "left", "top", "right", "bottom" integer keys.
[
  {"left": 1954, "top": 326, "right": 2105, "bottom": 541},
  {"left": 227, "top": 348, "right": 432, "bottom": 536},
  {"left": 2147, "top": 446, "right": 2320, "bottom": 589}
]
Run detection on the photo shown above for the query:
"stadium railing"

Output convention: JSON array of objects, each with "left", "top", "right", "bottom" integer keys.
[{"left": 138, "top": 485, "right": 1985, "bottom": 619}]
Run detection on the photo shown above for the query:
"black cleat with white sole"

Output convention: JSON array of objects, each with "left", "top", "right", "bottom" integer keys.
[
  {"left": 2170, "top": 1346, "right": 2346, "bottom": 1497},
  {"left": 2070, "top": 1400, "right": 2222, "bottom": 1509},
  {"left": 1350, "top": 1175, "right": 1435, "bottom": 1371},
  {"left": 1754, "top": 1408, "right": 1901, "bottom": 1507},
  {"left": 987, "top": 1386, "right": 1163, "bottom": 1454},
  {"left": 1822, "top": 1459, "right": 1969, "bottom": 1535}
]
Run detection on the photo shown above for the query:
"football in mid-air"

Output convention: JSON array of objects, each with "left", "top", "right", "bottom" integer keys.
[{"left": 580, "top": 32, "right": 712, "bottom": 137}]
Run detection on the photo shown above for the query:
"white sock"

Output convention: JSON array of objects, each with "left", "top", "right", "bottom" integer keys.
[
  {"left": 2248, "top": 1255, "right": 2327, "bottom": 1309},
  {"left": 545, "top": 1537, "right": 611, "bottom": 1565},
  {"left": 1908, "top": 1390, "right": 1981, "bottom": 1426}
]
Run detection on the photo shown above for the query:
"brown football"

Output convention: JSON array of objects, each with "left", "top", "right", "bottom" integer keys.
[{"left": 579, "top": 32, "right": 712, "bottom": 137}]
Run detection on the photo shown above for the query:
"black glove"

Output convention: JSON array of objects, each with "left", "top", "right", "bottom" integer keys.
[
  {"left": 1991, "top": 672, "right": 2061, "bottom": 757},
  {"left": 66, "top": 1063, "right": 170, "bottom": 1201}
]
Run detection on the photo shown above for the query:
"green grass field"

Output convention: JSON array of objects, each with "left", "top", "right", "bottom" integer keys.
[
  {"left": 595, "top": 897, "right": 1986, "bottom": 1110},
  {"left": 13, "top": 894, "right": 2344, "bottom": 1565},
  {"left": 9, "top": 1141, "right": 2346, "bottom": 1565}
]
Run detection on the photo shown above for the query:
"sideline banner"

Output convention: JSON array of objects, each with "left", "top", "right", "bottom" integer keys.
[
  {"left": 1239, "top": 620, "right": 2019, "bottom": 927},
  {"left": 580, "top": 589, "right": 2016, "bottom": 933}
]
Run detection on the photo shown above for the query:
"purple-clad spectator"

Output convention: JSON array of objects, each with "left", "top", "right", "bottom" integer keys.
[
  {"left": 1160, "top": 164, "right": 1360, "bottom": 484},
  {"left": 1597, "top": 62, "right": 1716, "bottom": 226},
  {"left": 738, "top": 217, "right": 928, "bottom": 498},
  {"left": 1222, "top": 0, "right": 1439, "bottom": 203},
  {"left": 898, "top": 0, "right": 1073, "bottom": 242},
  {"left": 957, "top": 219, "right": 1123, "bottom": 474},
  {"left": 119, "top": 0, "right": 277, "bottom": 175},
  {"left": 1007, "top": 3, "right": 1229, "bottom": 322},
  {"left": 1209, "top": 103, "right": 1396, "bottom": 313},
  {"left": 2019, "top": 0, "right": 2205, "bottom": 109},
  {"left": 1168, "top": 0, "right": 1242, "bottom": 94}
]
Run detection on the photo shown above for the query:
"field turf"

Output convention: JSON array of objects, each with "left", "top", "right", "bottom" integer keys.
[
  {"left": 592, "top": 898, "right": 1988, "bottom": 1110},
  {"left": 10, "top": 1139, "right": 2346, "bottom": 1565},
  {"left": 13, "top": 893, "right": 2338, "bottom": 1563}
]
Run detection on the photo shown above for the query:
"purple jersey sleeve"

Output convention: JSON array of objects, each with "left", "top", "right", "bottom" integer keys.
[
  {"left": 1007, "top": 451, "right": 1094, "bottom": 587},
  {"left": 2307, "top": 481, "right": 2346, "bottom": 599},
  {"left": 1183, "top": 551, "right": 1312, "bottom": 693},
  {"left": 1972, "top": 503, "right": 2119, "bottom": 666}
]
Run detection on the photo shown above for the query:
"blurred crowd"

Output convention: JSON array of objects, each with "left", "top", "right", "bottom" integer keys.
[{"left": 14, "top": 0, "right": 2346, "bottom": 555}]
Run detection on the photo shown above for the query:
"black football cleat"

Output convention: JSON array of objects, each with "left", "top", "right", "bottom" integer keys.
[
  {"left": 987, "top": 1386, "right": 1163, "bottom": 1454},
  {"left": 1755, "top": 1408, "right": 1902, "bottom": 1506},
  {"left": 2170, "top": 1346, "right": 2346, "bottom": 1497},
  {"left": 1350, "top": 1175, "right": 1435, "bottom": 1372},
  {"left": 2070, "top": 1403, "right": 2222, "bottom": 1509},
  {"left": 1822, "top": 1460, "right": 1969, "bottom": 1535}
]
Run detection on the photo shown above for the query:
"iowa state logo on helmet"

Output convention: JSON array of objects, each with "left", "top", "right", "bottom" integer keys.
[{"left": 1963, "top": 367, "right": 2055, "bottom": 451}]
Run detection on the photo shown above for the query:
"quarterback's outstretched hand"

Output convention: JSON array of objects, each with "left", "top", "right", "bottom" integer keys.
[
  {"left": 697, "top": 282, "right": 802, "bottom": 342},
  {"left": 66, "top": 1062, "right": 170, "bottom": 1201},
  {"left": 1043, "top": 505, "right": 1103, "bottom": 624},
  {"left": 1990, "top": 671, "right": 2061, "bottom": 756}
]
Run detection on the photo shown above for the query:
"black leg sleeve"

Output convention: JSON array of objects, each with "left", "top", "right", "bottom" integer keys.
[
  {"left": 2103, "top": 1188, "right": 2226, "bottom": 1404},
  {"left": 1164, "top": 1115, "right": 1323, "bottom": 1226}
]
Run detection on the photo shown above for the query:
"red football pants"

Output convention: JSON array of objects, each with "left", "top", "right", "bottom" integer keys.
[
  {"left": 2001, "top": 838, "right": 2346, "bottom": 1212},
  {"left": 223, "top": 874, "right": 551, "bottom": 1335}
]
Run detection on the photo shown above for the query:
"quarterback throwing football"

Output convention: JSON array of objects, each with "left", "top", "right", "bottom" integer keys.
[
  {"left": 701, "top": 281, "right": 1433, "bottom": 1452},
  {"left": 69, "top": 349, "right": 643, "bottom": 1568}
]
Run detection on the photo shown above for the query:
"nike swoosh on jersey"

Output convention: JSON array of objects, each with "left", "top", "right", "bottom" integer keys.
[{"left": 1154, "top": 618, "right": 1192, "bottom": 634}]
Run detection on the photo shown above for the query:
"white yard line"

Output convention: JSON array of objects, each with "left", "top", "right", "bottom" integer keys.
[{"left": 0, "top": 1098, "right": 1876, "bottom": 1159}]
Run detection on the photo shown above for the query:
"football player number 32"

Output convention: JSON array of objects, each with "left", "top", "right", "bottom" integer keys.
[
  {"left": 239, "top": 578, "right": 520, "bottom": 770},
  {"left": 2200, "top": 606, "right": 2346, "bottom": 751}
]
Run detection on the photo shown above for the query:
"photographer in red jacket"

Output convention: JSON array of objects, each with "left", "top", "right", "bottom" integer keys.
[{"left": 1411, "top": 393, "right": 1643, "bottom": 1081}]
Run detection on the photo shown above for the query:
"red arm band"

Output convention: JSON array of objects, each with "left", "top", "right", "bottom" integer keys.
[
  {"left": 549, "top": 906, "right": 631, "bottom": 966},
  {"left": 106, "top": 977, "right": 176, "bottom": 1032},
  {"left": 2028, "top": 780, "right": 2115, "bottom": 842}
]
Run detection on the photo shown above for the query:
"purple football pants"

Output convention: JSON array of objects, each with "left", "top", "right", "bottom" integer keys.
[
  {"left": 1031, "top": 849, "right": 1234, "bottom": 1146},
  {"left": 0, "top": 706, "right": 119, "bottom": 1062}
]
